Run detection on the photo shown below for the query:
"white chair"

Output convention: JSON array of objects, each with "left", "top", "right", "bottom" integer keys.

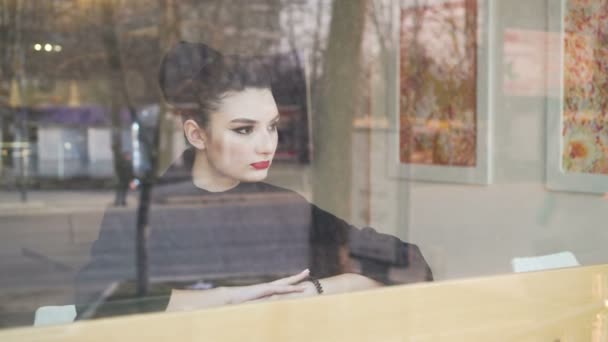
[
  {"left": 33, "top": 305, "right": 77, "bottom": 327},
  {"left": 511, "top": 251, "right": 580, "bottom": 273}
]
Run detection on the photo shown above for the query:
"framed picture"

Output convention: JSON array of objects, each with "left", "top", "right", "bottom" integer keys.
[
  {"left": 546, "top": 0, "right": 608, "bottom": 194},
  {"left": 389, "top": 0, "right": 494, "bottom": 184}
]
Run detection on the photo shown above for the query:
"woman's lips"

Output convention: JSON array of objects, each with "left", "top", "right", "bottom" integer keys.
[{"left": 250, "top": 161, "right": 270, "bottom": 170}]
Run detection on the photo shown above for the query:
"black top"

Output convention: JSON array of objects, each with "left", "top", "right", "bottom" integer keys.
[{"left": 75, "top": 161, "right": 433, "bottom": 318}]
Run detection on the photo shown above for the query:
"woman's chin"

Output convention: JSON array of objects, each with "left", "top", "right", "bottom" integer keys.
[{"left": 242, "top": 170, "right": 269, "bottom": 182}]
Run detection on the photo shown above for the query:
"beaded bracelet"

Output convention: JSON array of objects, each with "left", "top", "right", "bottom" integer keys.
[{"left": 309, "top": 278, "right": 324, "bottom": 294}]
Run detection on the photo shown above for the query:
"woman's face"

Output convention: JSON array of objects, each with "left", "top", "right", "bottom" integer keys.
[{"left": 200, "top": 87, "right": 279, "bottom": 187}]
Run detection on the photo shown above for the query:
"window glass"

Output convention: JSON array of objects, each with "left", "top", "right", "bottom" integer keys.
[{"left": 0, "top": 0, "right": 606, "bottom": 333}]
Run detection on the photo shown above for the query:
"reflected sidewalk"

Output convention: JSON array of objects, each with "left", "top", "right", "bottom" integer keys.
[{"left": 0, "top": 190, "right": 134, "bottom": 216}]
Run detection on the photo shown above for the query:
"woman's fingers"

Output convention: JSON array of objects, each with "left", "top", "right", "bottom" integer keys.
[
  {"left": 258, "top": 284, "right": 305, "bottom": 298},
  {"left": 271, "top": 269, "right": 310, "bottom": 286},
  {"left": 228, "top": 270, "right": 311, "bottom": 304}
]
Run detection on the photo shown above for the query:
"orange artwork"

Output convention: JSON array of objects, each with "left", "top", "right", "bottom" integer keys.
[
  {"left": 562, "top": 0, "right": 608, "bottom": 175},
  {"left": 399, "top": 0, "right": 478, "bottom": 166}
]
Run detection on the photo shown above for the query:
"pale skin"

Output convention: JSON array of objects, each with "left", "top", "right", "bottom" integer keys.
[{"left": 166, "top": 88, "right": 381, "bottom": 312}]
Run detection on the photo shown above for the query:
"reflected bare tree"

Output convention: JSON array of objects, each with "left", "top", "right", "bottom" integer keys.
[
  {"left": 99, "top": 0, "right": 137, "bottom": 207},
  {"left": 312, "top": 0, "right": 369, "bottom": 220},
  {"left": 97, "top": 0, "right": 183, "bottom": 296}
]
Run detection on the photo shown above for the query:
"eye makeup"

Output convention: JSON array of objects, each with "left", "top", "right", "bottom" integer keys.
[{"left": 229, "top": 115, "right": 279, "bottom": 135}]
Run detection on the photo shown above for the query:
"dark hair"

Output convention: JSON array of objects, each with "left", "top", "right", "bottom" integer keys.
[{"left": 159, "top": 41, "right": 273, "bottom": 127}]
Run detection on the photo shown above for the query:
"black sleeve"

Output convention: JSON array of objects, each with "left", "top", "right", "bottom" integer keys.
[
  {"left": 75, "top": 209, "right": 183, "bottom": 319},
  {"left": 74, "top": 209, "right": 137, "bottom": 317},
  {"left": 348, "top": 226, "right": 433, "bottom": 284},
  {"left": 310, "top": 204, "right": 433, "bottom": 285}
]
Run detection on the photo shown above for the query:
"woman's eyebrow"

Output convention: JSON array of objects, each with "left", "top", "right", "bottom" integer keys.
[
  {"left": 230, "top": 115, "right": 279, "bottom": 124},
  {"left": 229, "top": 118, "right": 257, "bottom": 124}
]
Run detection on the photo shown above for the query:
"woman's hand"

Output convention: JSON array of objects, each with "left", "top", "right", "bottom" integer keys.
[
  {"left": 225, "top": 269, "right": 311, "bottom": 304},
  {"left": 166, "top": 269, "right": 311, "bottom": 311},
  {"left": 252, "top": 279, "right": 318, "bottom": 302},
  {"left": 258, "top": 273, "right": 383, "bottom": 302}
]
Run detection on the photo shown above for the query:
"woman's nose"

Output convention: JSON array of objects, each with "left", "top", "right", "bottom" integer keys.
[{"left": 255, "top": 130, "right": 276, "bottom": 155}]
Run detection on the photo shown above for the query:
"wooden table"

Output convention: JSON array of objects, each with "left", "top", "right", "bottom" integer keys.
[{"left": 1, "top": 264, "right": 607, "bottom": 341}]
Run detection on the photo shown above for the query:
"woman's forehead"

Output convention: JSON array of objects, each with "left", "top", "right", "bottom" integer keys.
[{"left": 214, "top": 88, "right": 278, "bottom": 122}]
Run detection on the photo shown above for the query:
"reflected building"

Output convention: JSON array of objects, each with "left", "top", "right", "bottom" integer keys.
[{"left": 0, "top": 0, "right": 309, "bottom": 183}]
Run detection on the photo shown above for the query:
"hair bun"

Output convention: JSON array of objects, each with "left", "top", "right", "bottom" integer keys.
[{"left": 159, "top": 41, "right": 223, "bottom": 106}]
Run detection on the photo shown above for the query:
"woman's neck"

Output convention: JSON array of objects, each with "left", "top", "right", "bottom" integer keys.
[{"left": 191, "top": 149, "right": 240, "bottom": 192}]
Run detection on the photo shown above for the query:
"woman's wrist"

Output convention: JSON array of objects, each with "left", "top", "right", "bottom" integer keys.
[
  {"left": 306, "top": 273, "right": 381, "bottom": 295},
  {"left": 308, "top": 278, "right": 324, "bottom": 294}
]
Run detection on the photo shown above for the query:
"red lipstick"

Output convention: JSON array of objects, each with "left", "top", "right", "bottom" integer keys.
[{"left": 250, "top": 161, "right": 270, "bottom": 170}]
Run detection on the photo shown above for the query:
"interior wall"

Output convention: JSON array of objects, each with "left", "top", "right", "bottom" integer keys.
[{"left": 366, "top": 0, "right": 608, "bottom": 281}]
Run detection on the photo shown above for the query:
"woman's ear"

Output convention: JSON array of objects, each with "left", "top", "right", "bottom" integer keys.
[{"left": 183, "top": 119, "right": 206, "bottom": 150}]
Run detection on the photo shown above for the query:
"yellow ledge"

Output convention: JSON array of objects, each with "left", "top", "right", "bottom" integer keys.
[{"left": 2, "top": 264, "right": 607, "bottom": 342}]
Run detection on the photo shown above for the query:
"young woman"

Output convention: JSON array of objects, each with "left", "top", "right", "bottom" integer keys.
[{"left": 75, "top": 42, "right": 432, "bottom": 317}]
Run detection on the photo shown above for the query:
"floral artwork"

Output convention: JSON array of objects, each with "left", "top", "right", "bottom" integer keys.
[
  {"left": 562, "top": 0, "right": 608, "bottom": 175},
  {"left": 399, "top": 0, "right": 478, "bottom": 166}
]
